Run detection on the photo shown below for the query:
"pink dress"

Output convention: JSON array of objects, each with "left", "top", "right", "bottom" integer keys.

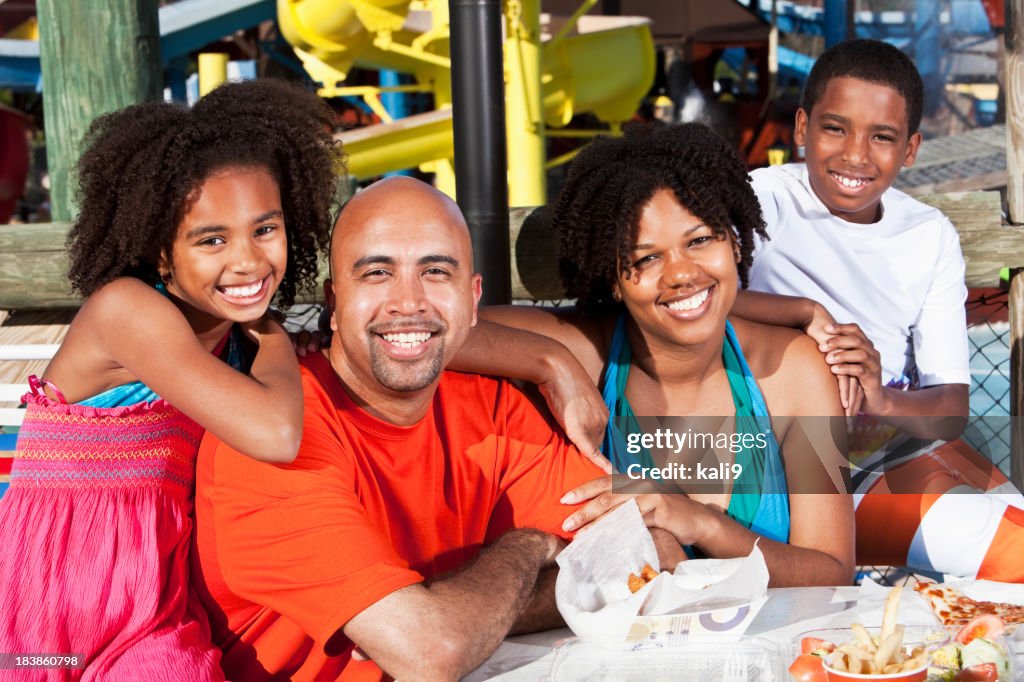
[{"left": 0, "top": 377, "right": 225, "bottom": 681}]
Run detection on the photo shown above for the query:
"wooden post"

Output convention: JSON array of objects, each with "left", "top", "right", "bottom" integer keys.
[
  {"left": 1012, "top": 269, "right": 1024, "bottom": 491},
  {"left": 36, "top": 0, "right": 162, "bottom": 222},
  {"left": 1006, "top": 0, "right": 1024, "bottom": 224}
]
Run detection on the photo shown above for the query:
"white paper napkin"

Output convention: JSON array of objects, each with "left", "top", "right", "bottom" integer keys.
[
  {"left": 555, "top": 499, "right": 769, "bottom": 638},
  {"left": 855, "top": 578, "right": 942, "bottom": 627}
]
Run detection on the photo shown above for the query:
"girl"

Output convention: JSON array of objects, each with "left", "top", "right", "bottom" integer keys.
[{"left": 0, "top": 79, "right": 339, "bottom": 680}]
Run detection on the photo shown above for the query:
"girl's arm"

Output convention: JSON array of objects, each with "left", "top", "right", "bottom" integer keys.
[{"left": 58, "top": 278, "right": 302, "bottom": 463}]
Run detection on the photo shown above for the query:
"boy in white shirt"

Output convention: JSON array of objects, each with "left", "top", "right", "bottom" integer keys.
[{"left": 736, "top": 39, "right": 1024, "bottom": 581}]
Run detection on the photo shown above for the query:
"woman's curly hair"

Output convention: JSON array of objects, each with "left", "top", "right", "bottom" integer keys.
[
  {"left": 554, "top": 122, "right": 767, "bottom": 315},
  {"left": 67, "top": 78, "right": 343, "bottom": 306}
]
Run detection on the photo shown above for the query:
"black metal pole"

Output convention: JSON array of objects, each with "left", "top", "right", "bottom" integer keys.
[{"left": 449, "top": 0, "right": 512, "bottom": 304}]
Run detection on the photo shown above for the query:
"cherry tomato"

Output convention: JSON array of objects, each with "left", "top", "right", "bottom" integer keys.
[
  {"left": 955, "top": 662, "right": 999, "bottom": 682},
  {"left": 789, "top": 653, "right": 827, "bottom": 682},
  {"left": 955, "top": 614, "right": 1006, "bottom": 645},
  {"left": 800, "top": 637, "right": 836, "bottom": 656}
]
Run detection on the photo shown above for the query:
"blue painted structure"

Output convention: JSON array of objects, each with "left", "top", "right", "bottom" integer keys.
[
  {"left": 732, "top": 0, "right": 997, "bottom": 110},
  {"left": 0, "top": 0, "right": 275, "bottom": 91}
]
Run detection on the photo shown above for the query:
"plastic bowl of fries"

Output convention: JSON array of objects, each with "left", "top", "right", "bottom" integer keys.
[{"left": 795, "top": 626, "right": 948, "bottom": 681}]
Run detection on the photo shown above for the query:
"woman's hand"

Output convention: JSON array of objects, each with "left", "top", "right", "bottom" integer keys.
[
  {"left": 537, "top": 362, "right": 611, "bottom": 473},
  {"left": 560, "top": 475, "right": 712, "bottom": 547}
]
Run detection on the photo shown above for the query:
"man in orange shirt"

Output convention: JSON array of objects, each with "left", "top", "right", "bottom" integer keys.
[{"left": 192, "top": 177, "right": 605, "bottom": 681}]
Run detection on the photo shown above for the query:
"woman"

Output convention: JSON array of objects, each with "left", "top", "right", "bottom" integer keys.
[{"left": 457, "top": 123, "right": 854, "bottom": 586}]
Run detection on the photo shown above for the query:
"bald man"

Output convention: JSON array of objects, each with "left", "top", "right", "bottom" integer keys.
[{"left": 191, "top": 177, "right": 604, "bottom": 682}]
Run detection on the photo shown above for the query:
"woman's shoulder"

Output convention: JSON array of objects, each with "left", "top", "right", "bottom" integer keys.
[
  {"left": 729, "top": 317, "right": 816, "bottom": 370},
  {"left": 729, "top": 317, "right": 837, "bottom": 414}
]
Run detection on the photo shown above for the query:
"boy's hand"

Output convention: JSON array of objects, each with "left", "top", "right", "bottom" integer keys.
[
  {"left": 800, "top": 303, "right": 857, "bottom": 414},
  {"left": 819, "top": 323, "right": 883, "bottom": 414}
]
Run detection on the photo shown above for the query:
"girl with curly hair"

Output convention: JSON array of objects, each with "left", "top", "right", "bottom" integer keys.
[
  {"left": 456, "top": 123, "right": 854, "bottom": 586},
  {"left": 0, "top": 79, "right": 340, "bottom": 679}
]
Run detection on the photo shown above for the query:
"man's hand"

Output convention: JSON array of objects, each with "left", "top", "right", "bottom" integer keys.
[
  {"left": 537, "top": 360, "right": 611, "bottom": 473},
  {"left": 819, "top": 323, "right": 883, "bottom": 415}
]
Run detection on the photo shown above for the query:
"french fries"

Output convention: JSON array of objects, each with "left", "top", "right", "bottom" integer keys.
[{"left": 826, "top": 587, "right": 929, "bottom": 675}]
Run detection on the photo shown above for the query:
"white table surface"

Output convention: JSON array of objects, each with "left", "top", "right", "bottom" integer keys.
[{"left": 466, "top": 586, "right": 1024, "bottom": 681}]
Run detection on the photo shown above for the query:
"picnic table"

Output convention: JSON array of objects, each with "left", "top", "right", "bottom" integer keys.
[{"left": 467, "top": 585, "right": 1024, "bottom": 681}]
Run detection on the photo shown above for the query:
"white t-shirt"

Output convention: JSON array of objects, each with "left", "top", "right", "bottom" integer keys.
[{"left": 748, "top": 163, "right": 969, "bottom": 388}]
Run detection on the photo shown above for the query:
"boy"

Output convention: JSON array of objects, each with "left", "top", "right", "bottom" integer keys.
[{"left": 737, "top": 39, "right": 1024, "bottom": 581}]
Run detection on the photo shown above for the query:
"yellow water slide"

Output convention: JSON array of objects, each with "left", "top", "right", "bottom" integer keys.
[{"left": 277, "top": 0, "right": 654, "bottom": 204}]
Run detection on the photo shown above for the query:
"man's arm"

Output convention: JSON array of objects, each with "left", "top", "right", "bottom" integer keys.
[
  {"left": 343, "top": 529, "right": 560, "bottom": 682},
  {"left": 509, "top": 567, "right": 561, "bottom": 635},
  {"left": 823, "top": 321, "right": 969, "bottom": 440}
]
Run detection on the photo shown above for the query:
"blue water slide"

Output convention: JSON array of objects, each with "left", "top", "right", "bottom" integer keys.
[{"left": 0, "top": 0, "right": 274, "bottom": 91}]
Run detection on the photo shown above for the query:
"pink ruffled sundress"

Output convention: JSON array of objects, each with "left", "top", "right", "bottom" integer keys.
[{"left": 0, "top": 376, "right": 225, "bottom": 681}]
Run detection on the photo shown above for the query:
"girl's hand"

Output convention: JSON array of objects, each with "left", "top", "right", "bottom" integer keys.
[
  {"left": 537, "top": 363, "right": 611, "bottom": 473},
  {"left": 288, "top": 329, "right": 330, "bottom": 357},
  {"left": 560, "top": 475, "right": 711, "bottom": 546}
]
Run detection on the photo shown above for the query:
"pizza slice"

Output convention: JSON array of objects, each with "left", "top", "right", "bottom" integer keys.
[{"left": 913, "top": 582, "right": 1024, "bottom": 630}]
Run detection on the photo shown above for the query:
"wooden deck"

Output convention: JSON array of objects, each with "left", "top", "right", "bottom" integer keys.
[{"left": 0, "top": 309, "right": 73, "bottom": 398}]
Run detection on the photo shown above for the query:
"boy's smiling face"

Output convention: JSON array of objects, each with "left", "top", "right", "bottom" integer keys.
[{"left": 795, "top": 76, "right": 922, "bottom": 224}]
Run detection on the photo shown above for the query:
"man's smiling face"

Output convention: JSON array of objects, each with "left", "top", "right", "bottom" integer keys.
[
  {"left": 796, "top": 76, "right": 922, "bottom": 224},
  {"left": 327, "top": 178, "right": 482, "bottom": 409}
]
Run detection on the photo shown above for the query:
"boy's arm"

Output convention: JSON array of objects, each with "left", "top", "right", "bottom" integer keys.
[
  {"left": 823, "top": 321, "right": 968, "bottom": 440},
  {"left": 731, "top": 290, "right": 859, "bottom": 412}
]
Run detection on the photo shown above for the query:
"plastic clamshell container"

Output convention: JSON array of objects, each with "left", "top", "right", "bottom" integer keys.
[{"left": 546, "top": 635, "right": 785, "bottom": 681}]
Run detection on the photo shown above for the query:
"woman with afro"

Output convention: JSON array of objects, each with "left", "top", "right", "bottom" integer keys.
[
  {"left": 460, "top": 123, "right": 854, "bottom": 586},
  {"left": 0, "top": 79, "right": 340, "bottom": 679}
]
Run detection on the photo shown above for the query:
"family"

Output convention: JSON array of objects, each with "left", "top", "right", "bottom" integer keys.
[{"left": 0, "top": 38, "right": 1021, "bottom": 681}]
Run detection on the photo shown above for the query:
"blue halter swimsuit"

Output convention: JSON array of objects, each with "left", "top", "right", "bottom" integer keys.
[{"left": 599, "top": 314, "right": 790, "bottom": 545}]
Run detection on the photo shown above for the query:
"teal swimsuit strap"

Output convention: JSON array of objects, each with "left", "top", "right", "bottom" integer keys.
[
  {"left": 721, "top": 321, "right": 764, "bottom": 529},
  {"left": 600, "top": 314, "right": 655, "bottom": 472}
]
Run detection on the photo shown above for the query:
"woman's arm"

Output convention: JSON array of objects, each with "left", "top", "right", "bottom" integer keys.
[
  {"left": 761, "top": 326, "right": 855, "bottom": 585},
  {"left": 59, "top": 278, "right": 303, "bottom": 463},
  {"left": 561, "top": 479, "right": 854, "bottom": 587}
]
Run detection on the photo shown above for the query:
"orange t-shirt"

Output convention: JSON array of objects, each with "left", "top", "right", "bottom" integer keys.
[{"left": 192, "top": 352, "right": 602, "bottom": 681}]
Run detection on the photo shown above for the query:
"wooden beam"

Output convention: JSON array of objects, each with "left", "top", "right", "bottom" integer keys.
[
  {"left": 0, "top": 191, "right": 1019, "bottom": 308},
  {"left": 1005, "top": 0, "right": 1024, "bottom": 223},
  {"left": 36, "top": 0, "right": 162, "bottom": 221}
]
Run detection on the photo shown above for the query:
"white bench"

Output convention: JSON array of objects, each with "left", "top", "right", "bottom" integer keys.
[{"left": 1, "top": 344, "right": 60, "bottom": 494}]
